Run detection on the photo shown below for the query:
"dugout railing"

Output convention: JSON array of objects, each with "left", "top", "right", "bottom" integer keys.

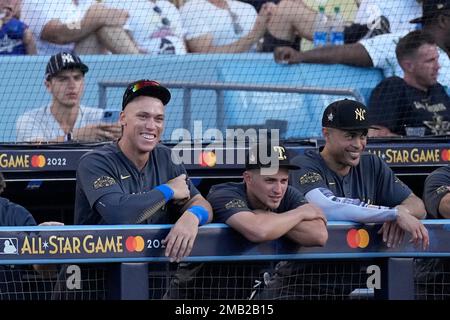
[{"left": 1, "top": 221, "right": 449, "bottom": 300}]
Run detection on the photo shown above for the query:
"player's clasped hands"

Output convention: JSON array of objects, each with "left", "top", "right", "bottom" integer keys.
[{"left": 166, "top": 174, "right": 190, "bottom": 201}]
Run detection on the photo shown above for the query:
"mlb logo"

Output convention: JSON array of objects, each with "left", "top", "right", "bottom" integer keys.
[{"left": 0, "top": 238, "right": 18, "bottom": 254}]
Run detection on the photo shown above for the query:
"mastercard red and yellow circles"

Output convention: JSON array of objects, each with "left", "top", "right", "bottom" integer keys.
[
  {"left": 31, "top": 155, "right": 46, "bottom": 168},
  {"left": 346, "top": 229, "right": 370, "bottom": 249},
  {"left": 125, "top": 236, "right": 145, "bottom": 252}
]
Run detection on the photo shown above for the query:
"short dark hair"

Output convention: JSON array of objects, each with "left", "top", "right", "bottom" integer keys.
[
  {"left": 0, "top": 172, "right": 5, "bottom": 195},
  {"left": 395, "top": 30, "right": 436, "bottom": 64}
]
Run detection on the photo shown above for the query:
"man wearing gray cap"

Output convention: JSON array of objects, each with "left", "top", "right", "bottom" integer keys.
[{"left": 16, "top": 51, "right": 121, "bottom": 143}]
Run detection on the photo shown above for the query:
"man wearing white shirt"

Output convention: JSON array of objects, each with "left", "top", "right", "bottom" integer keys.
[{"left": 16, "top": 52, "right": 121, "bottom": 143}]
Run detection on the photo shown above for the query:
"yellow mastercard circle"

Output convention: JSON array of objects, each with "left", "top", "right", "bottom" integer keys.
[
  {"left": 357, "top": 229, "right": 369, "bottom": 248},
  {"left": 38, "top": 155, "right": 46, "bottom": 167},
  {"left": 135, "top": 236, "right": 145, "bottom": 252},
  {"left": 204, "top": 151, "right": 217, "bottom": 167}
]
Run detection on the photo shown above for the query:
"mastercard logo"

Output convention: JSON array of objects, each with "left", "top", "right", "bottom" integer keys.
[
  {"left": 199, "top": 151, "right": 217, "bottom": 167},
  {"left": 441, "top": 149, "right": 450, "bottom": 161},
  {"left": 125, "top": 236, "right": 145, "bottom": 252},
  {"left": 346, "top": 229, "right": 370, "bottom": 249},
  {"left": 31, "top": 155, "right": 46, "bottom": 168}
]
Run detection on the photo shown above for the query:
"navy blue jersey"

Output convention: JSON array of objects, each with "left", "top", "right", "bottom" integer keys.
[
  {"left": 75, "top": 143, "right": 199, "bottom": 225},
  {"left": 423, "top": 166, "right": 450, "bottom": 218},
  {"left": 289, "top": 149, "right": 412, "bottom": 207},
  {"left": 0, "top": 197, "right": 36, "bottom": 226},
  {"left": 207, "top": 182, "right": 306, "bottom": 223},
  {"left": 369, "top": 76, "right": 450, "bottom": 136}
]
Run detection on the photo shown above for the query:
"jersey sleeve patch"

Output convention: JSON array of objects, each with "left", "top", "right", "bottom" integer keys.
[
  {"left": 436, "top": 185, "right": 450, "bottom": 195},
  {"left": 93, "top": 176, "right": 117, "bottom": 190},
  {"left": 225, "top": 199, "right": 247, "bottom": 209},
  {"left": 299, "top": 172, "right": 323, "bottom": 185}
]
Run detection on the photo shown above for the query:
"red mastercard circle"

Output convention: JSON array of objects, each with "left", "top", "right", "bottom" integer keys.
[
  {"left": 442, "top": 149, "right": 449, "bottom": 161},
  {"left": 126, "top": 236, "right": 137, "bottom": 252},
  {"left": 346, "top": 229, "right": 359, "bottom": 249}
]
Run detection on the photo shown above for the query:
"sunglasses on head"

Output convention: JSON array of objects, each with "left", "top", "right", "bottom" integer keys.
[{"left": 131, "top": 80, "right": 161, "bottom": 93}]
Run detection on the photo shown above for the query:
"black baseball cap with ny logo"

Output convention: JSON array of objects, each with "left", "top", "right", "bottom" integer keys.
[
  {"left": 321, "top": 99, "right": 377, "bottom": 131},
  {"left": 45, "top": 52, "right": 89, "bottom": 80}
]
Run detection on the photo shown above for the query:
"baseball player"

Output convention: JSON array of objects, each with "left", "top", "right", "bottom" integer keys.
[
  {"left": 290, "top": 99, "right": 429, "bottom": 249},
  {"left": 208, "top": 141, "right": 326, "bottom": 245},
  {"left": 164, "top": 140, "right": 327, "bottom": 300},
  {"left": 74, "top": 79, "right": 213, "bottom": 263},
  {"left": 424, "top": 166, "right": 450, "bottom": 218},
  {"left": 416, "top": 166, "right": 450, "bottom": 299}
]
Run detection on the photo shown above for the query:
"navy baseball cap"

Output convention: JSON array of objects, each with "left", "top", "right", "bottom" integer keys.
[
  {"left": 246, "top": 141, "right": 300, "bottom": 171},
  {"left": 322, "top": 99, "right": 377, "bottom": 131},
  {"left": 410, "top": 0, "right": 450, "bottom": 24},
  {"left": 122, "top": 79, "right": 171, "bottom": 110},
  {"left": 45, "top": 52, "right": 88, "bottom": 80}
]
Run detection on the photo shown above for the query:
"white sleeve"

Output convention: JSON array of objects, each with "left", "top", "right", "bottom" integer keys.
[
  {"left": 305, "top": 188, "right": 398, "bottom": 223},
  {"left": 359, "top": 32, "right": 405, "bottom": 78}
]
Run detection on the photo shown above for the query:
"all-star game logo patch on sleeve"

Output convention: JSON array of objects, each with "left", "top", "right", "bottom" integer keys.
[
  {"left": 93, "top": 176, "right": 116, "bottom": 190},
  {"left": 225, "top": 199, "right": 247, "bottom": 209},
  {"left": 299, "top": 172, "right": 323, "bottom": 185},
  {"left": 436, "top": 185, "right": 450, "bottom": 195}
]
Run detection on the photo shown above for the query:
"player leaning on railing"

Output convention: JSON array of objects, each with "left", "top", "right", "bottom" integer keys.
[
  {"left": 74, "top": 80, "right": 213, "bottom": 263},
  {"left": 290, "top": 99, "right": 429, "bottom": 250}
]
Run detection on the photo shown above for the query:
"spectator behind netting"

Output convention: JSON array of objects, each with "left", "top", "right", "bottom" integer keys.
[
  {"left": 368, "top": 30, "right": 450, "bottom": 137},
  {"left": 180, "top": 0, "right": 275, "bottom": 53},
  {"left": 261, "top": 0, "right": 420, "bottom": 52},
  {"left": 20, "top": 0, "right": 139, "bottom": 54},
  {"left": 274, "top": 0, "right": 450, "bottom": 88},
  {"left": 0, "top": 0, "right": 36, "bottom": 54},
  {"left": 102, "top": 0, "right": 187, "bottom": 54},
  {"left": 15, "top": 52, "right": 122, "bottom": 143}
]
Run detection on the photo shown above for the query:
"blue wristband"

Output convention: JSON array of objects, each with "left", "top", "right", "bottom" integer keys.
[
  {"left": 155, "top": 184, "right": 174, "bottom": 202},
  {"left": 187, "top": 205, "right": 209, "bottom": 226}
]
